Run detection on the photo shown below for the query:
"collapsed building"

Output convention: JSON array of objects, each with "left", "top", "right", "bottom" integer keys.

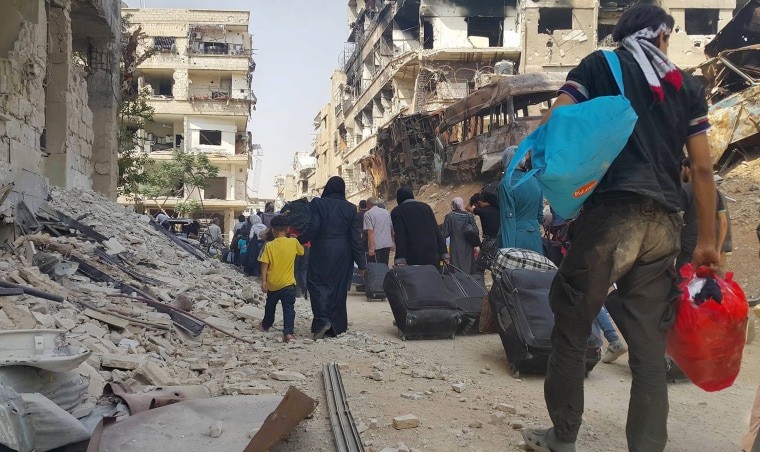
[
  {"left": 309, "top": 0, "right": 737, "bottom": 203},
  {"left": 0, "top": 0, "right": 122, "bottom": 240},
  {"left": 699, "top": 0, "right": 760, "bottom": 169}
]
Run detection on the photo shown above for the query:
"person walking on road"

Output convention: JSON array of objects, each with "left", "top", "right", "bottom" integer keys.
[
  {"left": 298, "top": 176, "right": 366, "bottom": 339},
  {"left": 443, "top": 197, "right": 478, "bottom": 274},
  {"left": 364, "top": 197, "right": 394, "bottom": 265},
  {"left": 498, "top": 146, "right": 544, "bottom": 255},
  {"left": 522, "top": 5, "right": 719, "bottom": 452},
  {"left": 390, "top": 187, "right": 449, "bottom": 268}
]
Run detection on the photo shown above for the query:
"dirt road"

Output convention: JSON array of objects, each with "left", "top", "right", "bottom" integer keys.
[{"left": 269, "top": 289, "right": 757, "bottom": 452}]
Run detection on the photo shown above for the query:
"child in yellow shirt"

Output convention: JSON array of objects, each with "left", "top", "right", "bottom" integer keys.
[{"left": 258, "top": 215, "right": 304, "bottom": 342}]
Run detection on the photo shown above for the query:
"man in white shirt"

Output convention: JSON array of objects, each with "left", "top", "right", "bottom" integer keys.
[
  {"left": 207, "top": 218, "right": 223, "bottom": 245},
  {"left": 363, "top": 197, "right": 394, "bottom": 265}
]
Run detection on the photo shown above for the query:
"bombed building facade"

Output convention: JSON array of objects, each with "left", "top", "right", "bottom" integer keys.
[
  {"left": 0, "top": 0, "right": 121, "bottom": 235},
  {"left": 118, "top": 8, "right": 256, "bottom": 240},
  {"left": 308, "top": 0, "right": 737, "bottom": 203}
]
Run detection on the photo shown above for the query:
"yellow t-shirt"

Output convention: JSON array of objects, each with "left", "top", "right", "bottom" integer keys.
[{"left": 259, "top": 237, "right": 304, "bottom": 291}]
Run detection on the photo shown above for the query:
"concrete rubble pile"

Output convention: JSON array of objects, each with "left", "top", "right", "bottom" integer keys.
[{"left": 0, "top": 188, "right": 318, "bottom": 451}]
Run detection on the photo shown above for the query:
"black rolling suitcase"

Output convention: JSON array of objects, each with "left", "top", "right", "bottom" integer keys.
[
  {"left": 365, "top": 262, "right": 389, "bottom": 300},
  {"left": 383, "top": 265, "right": 460, "bottom": 340},
  {"left": 442, "top": 265, "right": 488, "bottom": 335},
  {"left": 489, "top": 268, "right": 602, "bottom": 377}
]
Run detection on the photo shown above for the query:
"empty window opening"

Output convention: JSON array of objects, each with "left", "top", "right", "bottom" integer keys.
[
  {"left": 153, "top": 37, "right": 176, "bottom": 53},
  {"left": 467, "top": 17, "right": 504, "bottom": 47},
  {"left": 423, "top": 20, "right": 434, "bottom": 49},
  {"left": 597, "top": 23, "right": 616, "bottom": 44},
  {"left": 685, "top": 9, "right": 719, "bottom": 35},
  {"left": 200, "top": 42, "right": 229, "bottom": 55},
  {"left": 204, "top": 177, "right": 227, "bottom": 200},
  {"left": 143, "top": 72, "right": 174, "bottom": 97},
  {"left": 199, "top": 130, "right": 222, "bottom": 146},
  {"left": 538, "top": 8, "right": 573, "bottom": 34}
]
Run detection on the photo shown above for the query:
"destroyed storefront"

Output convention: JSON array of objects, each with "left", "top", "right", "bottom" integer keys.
[
  {"left": 366, "top": 72, "right": 565, "bottom": 199},
  {"left": 699, "top": 0, "right": 760, "bottom": 169}
]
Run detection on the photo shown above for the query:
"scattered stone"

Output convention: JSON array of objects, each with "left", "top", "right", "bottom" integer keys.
[
  {"left": 401, "top": 392, "right": 423, "bottom": 401},
  {"left": 369, "top": 344, "right": 386, "bottom": 353},
  {"left": 497, "top": 403, "right": 518, "bottom": 414},
  {"left": 392, "top": 414, "right": 420, "bottom": 430},
  {"left": 451, "top": 382, "right": 466, "bottom": 393},
  {"left": 357, "top": 422, "right": 369, "bottom": 434},
  {"left": 370, "top": 418, "right": 379, "bottom": 429},
  {"left": 518, "top": 440, "right": 532, "bottom": 450},
  {"left": 468, "top": 421, "right": 483, "bottom": 429},
  {"left": 100, "top": 354, "right": 147, "bottom": 370},
  {"left": 233, "top": 305, "right": 266, "bottom": 321},
  {"left": 510, "top": 420, "right": 524, "bottom": 430},
  {"left": 370, "top": 370, "right": 384, "bottom": 381},
  {"left": 134, "top": 360, "right": 175, "bottom": 386},
  {"left": 490, "top": 412, "right": 506, "bottom": 425},
  {"left": 209, "top": 420, "right": 223, "bottom": 438},
  {"left": 270, "top": 370, "right": 306, "bottom": 381},
  {"left": 103, "top": 238, "right": 127, "bottom": 255},
  {"left": 83, "top": 309, "right": 129, "bottom": 330}
]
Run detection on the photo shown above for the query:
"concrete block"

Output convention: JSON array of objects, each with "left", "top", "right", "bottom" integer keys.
[
  {"left": 270, "top": 370, "right": 305, "bottom": 381},
  {"left": 392, "top": 414, "right": 420, "bottom": 430},
  {"left": 135, "top": 360, "right": 175, "bottom": 386},
  {"left": 232, "top": 305, "right": 265, "bottom": 321},
  {"left": 83, "top": 309, "right": 129, "bottom": 330},
  {"left": 100, "top": 353, "right": 147, "bottom": 370}
]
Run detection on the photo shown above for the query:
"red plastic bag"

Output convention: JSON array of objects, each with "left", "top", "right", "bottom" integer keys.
[{"left": 667, "top": 264, "right": 749, "bottom": 392}]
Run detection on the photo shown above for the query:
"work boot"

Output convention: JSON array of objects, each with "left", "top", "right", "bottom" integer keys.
[{"left": 602, "top": 340, "right": 628, "bottom": 363}]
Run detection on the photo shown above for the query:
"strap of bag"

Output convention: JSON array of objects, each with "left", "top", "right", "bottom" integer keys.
[
  {"left": 504, "top": 132, "right": 541, "bottom": 189},
  {"left": 601, "top": 50, "right": 625, "bottom": 97}
]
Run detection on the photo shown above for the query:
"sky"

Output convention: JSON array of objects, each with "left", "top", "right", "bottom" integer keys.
[{"left": 124, "top": 0, "right": 348, "bottom": 199}]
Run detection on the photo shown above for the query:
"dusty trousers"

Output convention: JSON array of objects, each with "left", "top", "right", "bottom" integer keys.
[{"left": 544, "top": 194, "right": 681, "bottom": 452}]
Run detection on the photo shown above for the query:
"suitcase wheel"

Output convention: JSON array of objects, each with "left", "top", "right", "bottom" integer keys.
[
  {"left": 398, "top": 329, "right": 406, "bottom": 341},
  {"left": 509, "top": 363, "right": 520, "bottom": 379}
]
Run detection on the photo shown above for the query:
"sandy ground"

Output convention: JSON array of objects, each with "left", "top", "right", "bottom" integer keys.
[{"left": 267, "top": 167, "right": 760, "bottom": 452}]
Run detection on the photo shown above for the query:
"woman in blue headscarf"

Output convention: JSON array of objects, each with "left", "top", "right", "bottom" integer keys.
[{"left": 498, "top": 146, "right": 544, "bottom": 254}]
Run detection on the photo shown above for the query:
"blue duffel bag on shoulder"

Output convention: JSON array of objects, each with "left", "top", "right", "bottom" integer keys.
[{"left": 505, "top": 50, "right": 638, "bottom": 219}]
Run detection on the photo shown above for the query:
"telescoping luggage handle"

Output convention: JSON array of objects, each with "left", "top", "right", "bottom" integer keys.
[
  {"left": 504, "top": 50, "right": 627, "bottom": 190},
  {"left": 441, "top": 262, "right": 487, "bottom": 293}
]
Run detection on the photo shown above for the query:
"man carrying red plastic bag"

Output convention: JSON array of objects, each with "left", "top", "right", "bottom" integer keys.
[{"left": 667, "top": 264, "right": 748, "bottom": 392}]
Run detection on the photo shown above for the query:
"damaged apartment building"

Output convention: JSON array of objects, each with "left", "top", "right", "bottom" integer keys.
[
  {"left": 0, "top": 0, "right": 121, "bottom": 237},
  {"left": 309, "top": 0, "right": 736, "bottom": 202},
  {"left": 118, "top": 8, "right": 256, "bottom": 240}
]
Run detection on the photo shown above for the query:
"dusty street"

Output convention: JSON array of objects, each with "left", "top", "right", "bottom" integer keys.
[{"left": 268, "top": 289, "right": 758, "bottom": 452}]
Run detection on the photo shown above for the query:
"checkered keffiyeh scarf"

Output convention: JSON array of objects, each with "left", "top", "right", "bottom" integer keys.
[
  {"left": 490, "top": 248, "right": 557, "bottom": 282},
  {"left": 620, "top": 23, "right": 682, "bottom": 103}
]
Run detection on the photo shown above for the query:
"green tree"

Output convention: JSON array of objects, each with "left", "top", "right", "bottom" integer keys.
[
  {"left": 117, "top": 14, "right": 157, "bottom": 199},
  {"left": 142, "top": 149, "right": 220, "bottom": 214}
]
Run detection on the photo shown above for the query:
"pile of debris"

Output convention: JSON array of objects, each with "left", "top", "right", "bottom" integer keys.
[{"left": 0, "top": 187, "right": 318, "bottom": 451}]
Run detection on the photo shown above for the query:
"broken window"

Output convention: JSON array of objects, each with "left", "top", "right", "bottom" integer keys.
[
  {"left": 204, "top": 177, "right": 227, "bottom": 200},
  {"left": 199, "top": 130, "right": 222, "bottom": 146},
  {"left": 538, "top": 8, "right": 573, "bottom": 34},
  {"left": 423, "top": 20, "right": 434, "bottom": 49},
  {"left": 153, "top": 37, "right": 176, "bottom": 53},
  {"left": 467, "top": 17, "right": 504, "bottom": 47},
  {"left": 685, "top": 9, "right": 719, "bottom": 35}
]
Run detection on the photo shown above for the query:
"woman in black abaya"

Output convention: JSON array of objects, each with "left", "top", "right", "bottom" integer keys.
[{"left": 298, "top": 177, "right": 366, "bottom": 339}]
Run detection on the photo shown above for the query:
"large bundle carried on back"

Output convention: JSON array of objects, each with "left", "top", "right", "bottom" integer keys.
[{"left": 287, "top": 198, "right": 311, "bottom": 234}]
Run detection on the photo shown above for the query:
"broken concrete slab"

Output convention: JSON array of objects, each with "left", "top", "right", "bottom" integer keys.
[
  {"left": 270, "top": 370, "right": 306, "bottom": 381},
  {"left": 99, "top": 354, "right": 147, "bottom": 370},
  {"left": 83, "top": 309, "right": 129, "bottom": 330},
  {"left": 0, "top": 329, "right": 91, "bottom": 373},
  {"left": 232, "top": 305, "right": 266, "bottom": 322},
  {"left": 90, "top": 388, "right": 315, "bottom": 452}
]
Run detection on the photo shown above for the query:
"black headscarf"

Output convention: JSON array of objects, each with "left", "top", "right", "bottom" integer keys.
[
  {"left": 396, "top": 187, "right": 414, "bottom": 204},
  {"left": 323, "top": 176, "right": 346, "bottom": 199}
]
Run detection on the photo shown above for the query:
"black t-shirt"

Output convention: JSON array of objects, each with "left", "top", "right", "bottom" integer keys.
[
  {"left": 560, "top": 49, "right": 710, "bottom": 212},
  {"left": 473, "top": 205, "right": 500, "bottom": 237},
  {"left": 680, "top": 183, "right": 729, "bottom": 255}
]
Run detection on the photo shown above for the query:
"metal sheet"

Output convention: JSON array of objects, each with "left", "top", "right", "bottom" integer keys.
[
  {"left": 104, "top": 382, "right": 211, "bottom": 415},
  {"left": 707, "top": 84, "right": 760, "bottom": 163},
  {"left": 0, "top": 330, "right": 91, "bottom": 373}
]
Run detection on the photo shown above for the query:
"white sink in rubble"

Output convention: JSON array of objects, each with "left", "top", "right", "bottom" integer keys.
[{"left": 0, "top": 329, "right": 91, "bottom": 373}]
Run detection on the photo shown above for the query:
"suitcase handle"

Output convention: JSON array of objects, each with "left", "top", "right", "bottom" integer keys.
[{"left": 441, "top": 263, "right": 487, "bottom": 293}]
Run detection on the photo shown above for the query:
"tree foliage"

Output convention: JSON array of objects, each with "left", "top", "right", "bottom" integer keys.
[
  {"left": 117, "top": 14, "right": 157, "bottom": 199},
  {"left": 142, "top": 149, "right": 220, "bottom": 213}
]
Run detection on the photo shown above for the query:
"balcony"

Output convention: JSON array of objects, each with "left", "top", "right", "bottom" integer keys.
[{"left": 146, "top": 98, "right": 251, "bottom": 117}]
